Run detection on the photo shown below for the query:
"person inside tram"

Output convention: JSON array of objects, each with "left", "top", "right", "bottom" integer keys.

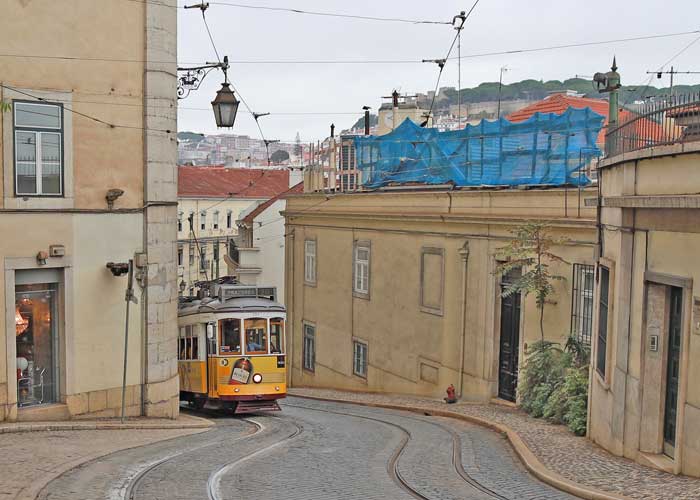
[{"left": 246, "top": 331, "right": 263, "bottom": 352}]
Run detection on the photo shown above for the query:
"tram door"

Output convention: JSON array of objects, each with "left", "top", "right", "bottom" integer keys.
[
  {"left": 498, "top": 268, "right": 521, "bottom": 402},
  {"left": 663, "top": 286, "right": 683, "bottom": 458}
]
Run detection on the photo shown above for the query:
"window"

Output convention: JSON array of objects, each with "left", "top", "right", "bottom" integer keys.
[
  {"left": 178, "top": 325, "right": 200, "bottom": 361},
  {"left": 303, "top": 323, "right": 315, "bottom": 372},
  {"left": 596, "top": 266, "right": 610, "bottom": 377},
  {"left": 189, "top": 244, "right": 195, "bottom": 265},
  {"left": 200, "top": 246, "right": 207, "bottom": 271},
  {"left": 270, "top": 318, "right": 284, "bottom": 354},
  {"left": 177, "top": 246, "right": 183, "bottom": 266},
  {"left": 14, "top": 101, "right": 63, "bottom": 196},
  {"left": 571, "top": 264, "right": 595, "bottom": 345},
  {"left": 353, "top": 241, "right": 370, "bottom": 296},
  {"left": 177, "top": 212, "right": 183, "bottom": 232},
  {"left": 213, "top": 211, "right": 219, "bottom": 230},
  {"left": 200, "top": 211, "right": 207, "bottom": 230},
  {"left": 304, "top": 239, "right": 317, "bottom": 284},
  {"left": 420, "top": 247, "right": 445, "bottom": 315},
  {"left": 219, "top": 318, "right": 241, "bottom": 354},
  {"left": 353, "top": 340, "right": 368, "bottom": 378},
  {"left": 226, "top": 210, "right": 232, "bottom": 229},
  {"left": 244, "top": 318, "right": 268, "bottom": 354},
  {"left": 213, "top": 242, "right": 219, "bottom": 262}
]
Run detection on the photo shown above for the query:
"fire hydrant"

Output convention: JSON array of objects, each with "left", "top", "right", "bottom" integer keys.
[{"left": 444, "top": 384, "right": 457, "bottom": 404}]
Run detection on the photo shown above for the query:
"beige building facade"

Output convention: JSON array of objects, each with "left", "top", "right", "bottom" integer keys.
[
  {"left": 589, "top": 142, "right": 700, "bottom": 478},
  {"left": 284, "top": 189, "right": 597, "bottom": 401},
  {"left": 0, "top": 0, "right": 179, "bottom": 421}
]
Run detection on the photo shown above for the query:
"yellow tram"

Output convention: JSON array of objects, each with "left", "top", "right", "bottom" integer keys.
[{"left": 177, "top": 282, "right": 286, "bottom": 413}]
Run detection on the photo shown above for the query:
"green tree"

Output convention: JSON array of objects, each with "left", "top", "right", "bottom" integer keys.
[
  {"left": 270, "top": 149, "right": 290, "bottom": 163},
  {"left": 1, "top": 101, "right": 10, "bottom": 112},
  {"left": 494, "top": 221, "right": 568, "bottom": 345}
]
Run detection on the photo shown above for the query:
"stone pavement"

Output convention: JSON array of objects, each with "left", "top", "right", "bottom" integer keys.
[
  {"left": 0, "top": 414, "right": 209, "bottom": 500},
  {"left": 289, "top": 388, "right": 700, "bottom": 500}
]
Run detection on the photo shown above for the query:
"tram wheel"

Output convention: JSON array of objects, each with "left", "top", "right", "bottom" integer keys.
[{"left": 191, "top": 397, "right": 206, "bottom": 410}]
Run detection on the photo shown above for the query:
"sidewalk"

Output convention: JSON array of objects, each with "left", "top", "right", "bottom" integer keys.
[
  {"left": 0, "top": 414, "right": 211, "bottom": 500},
  {"left": 289, "top": 387, "right": 700, "bottom": 500}
]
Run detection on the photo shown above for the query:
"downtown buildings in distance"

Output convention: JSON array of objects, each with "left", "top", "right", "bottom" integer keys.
[{"left": 0, "top": 0, "right": 179, "bottom": 420}]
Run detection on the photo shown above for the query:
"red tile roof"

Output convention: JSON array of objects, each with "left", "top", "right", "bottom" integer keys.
[
  {"left": 506, "top": 93, "right": 664, "bottom": 146},
  {"left": 241, "top": 182, "right": 304, "bottom": 224},
  {"left": 178, "top": 166, "right": 290, "bottom": 198}
]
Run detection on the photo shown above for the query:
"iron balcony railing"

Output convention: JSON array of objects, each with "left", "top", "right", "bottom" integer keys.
[{"left": 605, "top": 92, "right": 700, "bottom": 157}]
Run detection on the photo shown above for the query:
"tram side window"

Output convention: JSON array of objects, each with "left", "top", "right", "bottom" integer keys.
[
  {"left": 191, "top": 326, "right": 199, "bottom": 360},
  {"left": 178, "top": 327, "right": 186, "bottom": 360},
  {"left": 245, "top": 318, "right": 268, "bottom": 354},
  {"left": 220, "top": 318, "right": 241, "bottom": 355},
  {"left": 179, "top": 326, "right": 199, "bottom": 361},
  {"left": 270, "top": 318, "right": 284, "bottom": 354}
]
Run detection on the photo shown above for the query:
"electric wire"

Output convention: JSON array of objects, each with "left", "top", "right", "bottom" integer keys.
[{"left": 1, "top": 30, "right": 697, "bottom": 65}]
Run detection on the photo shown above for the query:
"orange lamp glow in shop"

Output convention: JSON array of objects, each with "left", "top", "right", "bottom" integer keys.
[{"left": 15, "top": 306, "right": 29, "bottom": 336}]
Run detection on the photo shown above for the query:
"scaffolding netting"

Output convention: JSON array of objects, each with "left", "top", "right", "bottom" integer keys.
[{"left": 354, "top": 107, "right": 604, "bottom": 189}]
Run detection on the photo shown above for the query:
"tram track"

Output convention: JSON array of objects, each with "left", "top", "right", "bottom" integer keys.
[
  {"left": 122, "top": 413, "right": 263, "bottom": 500},
  {"left": 283, "top": 400, "right": 510, "bottom": 500},
  {"left": 206, "top": 416, "right": 303, "bottom": 500}
]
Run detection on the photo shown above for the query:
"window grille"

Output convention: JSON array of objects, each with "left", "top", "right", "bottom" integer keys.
[
  {"left": 353, "top": 341, "right": 368, "bottom": 378},
  {"left": 303, "top": 323, "right": 315, "bottom": 372},
  {"left": 570, "top": 264, "right": 595, "bottom": 345},
  {"left": 596, "top": 266, "right": 610, "bottom": 376}
]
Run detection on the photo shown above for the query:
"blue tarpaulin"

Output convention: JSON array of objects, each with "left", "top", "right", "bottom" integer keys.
[{"left": 354, "top": 107, "right": 604, "bottom": 188}]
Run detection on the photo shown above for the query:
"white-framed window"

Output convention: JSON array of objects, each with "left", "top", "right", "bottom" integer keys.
[
  {"left": 304, "top": 239, "right": 317, "bottom": 285},
  {"left": 177, "top": 212, "right": 183, "bottom": 232},
  {"left": 189, "top": 244, "right": 195, "bottom": 265},
  {"left": 200, "top": 245, "right": 207, "bottom": 271},
  {"left": 13, "top": 101, "right": 63, "bottom": 196},
  {"left": 177, "top": 246, "right": 183, "bottom": 266},
  {"left": 213, "top": 210, "right": 219, "bottom": 230},
  {"left": 178, "top": 325, "right": 200, "bottom": 361},
  {"left": 226, "top": 210, "right": 232, "bottom": 229},
  {"left": 353, "top": 241, "right": 370, "bottom": 296},
  {"left": 200, "top": 211, "right": 207, "bottom": 230},
  {"left": 303, "top": 323, "right": 315, "bottom": 372},
  {"left": 420, "top": 247, "right": 445, "bottom": 315},
  {"left": 571, "top": 264, "right": 595, "bottom": 345},
  {"left": 353, "top": 340, "right": 368, "bottom": 378}
]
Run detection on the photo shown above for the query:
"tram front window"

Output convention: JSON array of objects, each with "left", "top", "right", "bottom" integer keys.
[
  {"left": 245, "top": 318, "right": 268, "bottom": 354},
  {"left": 270, "top": 318, "right": 284, "bottom": 354},
  {"left": 219, "top": 318, "right": 241, "bottom": 354}
]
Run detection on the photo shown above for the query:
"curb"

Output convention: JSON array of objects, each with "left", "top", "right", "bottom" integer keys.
[
  {"left": 289, "top": 392, "right": 629, "bottom": 500},
  {"left": 0, "top": 415, "right": 214, "bottom": 435}
]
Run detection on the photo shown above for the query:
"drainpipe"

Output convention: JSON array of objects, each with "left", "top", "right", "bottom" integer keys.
[{"left": 458, "top": 242, "right": 470, "bottom": 399}]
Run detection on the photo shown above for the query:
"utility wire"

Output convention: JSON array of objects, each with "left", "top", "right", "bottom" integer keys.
[
  {"left": 1, "top": 29, "right": 698, "bottom": 65},
  {"left": 636, "top": 33, "right": 700, "bottom": 103}
]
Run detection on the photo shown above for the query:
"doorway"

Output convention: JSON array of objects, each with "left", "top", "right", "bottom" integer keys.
[
  {"left": 663, "top": 286, "right": 683, "bottom": 458},
  {"left": 498, "top": 268, "right": 521, "bottom": 402}
]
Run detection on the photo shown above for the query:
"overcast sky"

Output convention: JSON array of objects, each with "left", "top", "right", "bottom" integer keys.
[{"left": 177, "top": 0, "right": 700, "bottom": 142}]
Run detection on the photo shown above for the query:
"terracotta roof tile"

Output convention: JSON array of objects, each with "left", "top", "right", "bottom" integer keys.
[
  {"left": 241, "top": 181, "right": 304, "bottom": 224},
  {"left": 178, "top": 166, "right": 290, "bottom": 198}
]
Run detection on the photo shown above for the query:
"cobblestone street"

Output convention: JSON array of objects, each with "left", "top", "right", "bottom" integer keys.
[{"left": 4, "top": 397, "right": 581, "bottom": 500}]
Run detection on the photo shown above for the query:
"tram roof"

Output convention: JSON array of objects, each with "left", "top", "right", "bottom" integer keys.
[{"left": 178, "top": 296, "right": 286, "bottom": 317}]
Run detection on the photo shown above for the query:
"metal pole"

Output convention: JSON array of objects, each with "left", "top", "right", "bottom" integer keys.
[
  {"left": 457, "top": 29, "right": 461, "bottom": 128},
  {"left": 121, "top": 260, "right": 135, "bottom": 423}
]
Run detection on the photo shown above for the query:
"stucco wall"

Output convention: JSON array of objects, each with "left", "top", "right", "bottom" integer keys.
[{"left": 284, "top": 189, "right": 596, "bottom": 400}]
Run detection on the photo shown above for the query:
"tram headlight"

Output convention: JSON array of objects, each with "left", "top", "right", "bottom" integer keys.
[
  {"left": 252, "top": 373, "right": 263, "bottom": 384},
  {"left": 275, "top": 386, "right": 280, "bottom": 391}
]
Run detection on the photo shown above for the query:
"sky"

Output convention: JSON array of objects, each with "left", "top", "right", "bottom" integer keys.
[{"left": 177, "top": 0, "right": 700, "bottom": 143}]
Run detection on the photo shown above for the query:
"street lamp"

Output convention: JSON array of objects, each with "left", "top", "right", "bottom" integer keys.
[
  {"left": 179, "top": 280, "right": 187, "bottom": 295},
  {"left": 177, "top": 55, "right": 239, "bottom": 128}
]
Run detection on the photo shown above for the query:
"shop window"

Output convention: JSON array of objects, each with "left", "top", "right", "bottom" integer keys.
[
  {"left": 15, "top": 282, "right": 59, "bottom": 406},
  {"left": 571, "top": 263, "right": 595, "bottom": 345},
  {"left": 303, "top": 323, "right": 315, "bottom": 372},
  {"left": 219, "top": 318, "right": 241, "bottom": 354},
  {"left": 353, "top": 340, "right": 368, "bottom": 378},
  {"left": 14, "top": 101, "right": 63, "bottom": 196},
  {"left": 270, "top": 318, "right": 284, "bottom": 354},
  {"left": 596, "top": 266, "right": 610, "bottom": 377},
  {"left": 244, "top": 318, "right": 268, "bottom": 355}
]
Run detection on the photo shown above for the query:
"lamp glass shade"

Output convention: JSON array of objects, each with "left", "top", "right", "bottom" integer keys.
[
  {"left": 15, "top": 306, "right": 28, "bottom": 336},
  {"left": 211, "top": 82, "right": 240, "bottom": 128}
]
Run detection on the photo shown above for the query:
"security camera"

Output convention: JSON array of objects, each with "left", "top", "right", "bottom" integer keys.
[{"left": 106, "top": 262, "right": 130, "bottom": 276}]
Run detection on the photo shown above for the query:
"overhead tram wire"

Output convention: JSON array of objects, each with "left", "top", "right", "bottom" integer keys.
[
  {"left": 2, "top": 29, "right": 699, "bottom": 65},
  {"left": 423, "top": 0, "right": 480, "bottom": 126},
  {"left": 120, "top": 0, "right": 451, "bottom": 24}
]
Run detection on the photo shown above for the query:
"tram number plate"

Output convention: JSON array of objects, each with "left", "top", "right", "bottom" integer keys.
[
  {"left": 277, "top": 356, "right": 285, "bottom": 368},
  {"left": 231, "top": 368, "right": 250, "bottom": 384}
]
